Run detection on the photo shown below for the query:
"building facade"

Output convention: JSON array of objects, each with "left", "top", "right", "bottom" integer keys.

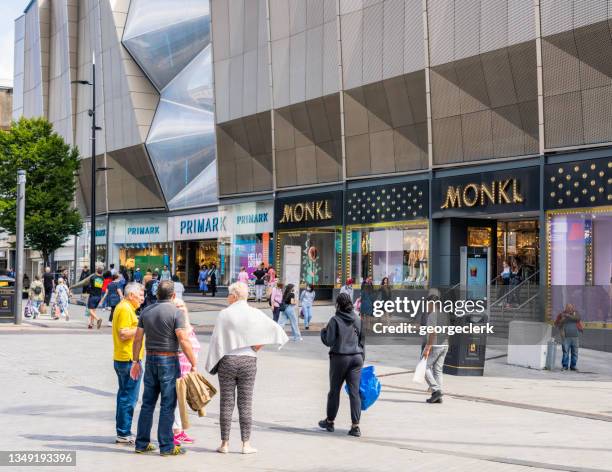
[{"left": 12, "top": 1, "right": 612, "bottom": 345}]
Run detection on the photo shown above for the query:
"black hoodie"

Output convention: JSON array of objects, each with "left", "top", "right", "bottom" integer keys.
[{"left": 321, "top": 309, "right": 365, "bottom": 357}]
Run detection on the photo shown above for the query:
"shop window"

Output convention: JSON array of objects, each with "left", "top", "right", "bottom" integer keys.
[
  {"left": 548, "top": 209, "right": 612, "bottom": 325},
  {"left": 276, "top": 229, "right": 341, "bottom": 288},
  {"left": 347, "top": 224, "right": 428, "bottom": 287}
]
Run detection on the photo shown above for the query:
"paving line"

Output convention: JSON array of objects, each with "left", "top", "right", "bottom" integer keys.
[{"left": 381, "top": 383, "right": 612, "bottom": 423}]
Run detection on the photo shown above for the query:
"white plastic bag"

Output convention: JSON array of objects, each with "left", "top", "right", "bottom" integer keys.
[{"left": 413, "top": 357, "right": 427, "bottom": 384}]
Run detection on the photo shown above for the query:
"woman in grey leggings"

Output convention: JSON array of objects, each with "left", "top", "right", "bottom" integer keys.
[
  {"left": 206, "top": 282, "right": 288, "bottom": 455},
  {"left": 217, "top": 354, "right": 258, "bottom": 454}
]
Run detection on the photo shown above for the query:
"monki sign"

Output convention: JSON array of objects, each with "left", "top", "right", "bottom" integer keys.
[
  {"left": 279, "top": 200, "right": 333, "bottom": 224},
  {"left": 440, "top": 178, "right": 524, "bottom": 209}
]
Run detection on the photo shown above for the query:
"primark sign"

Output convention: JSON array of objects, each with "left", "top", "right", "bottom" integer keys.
[{"left": 169, "top": 202, "right": 274, "bottom": 241}]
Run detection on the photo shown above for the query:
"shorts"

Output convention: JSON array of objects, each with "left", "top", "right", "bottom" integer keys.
[{"left": 87, "top": 295, "right": 102, "bottom": 309}]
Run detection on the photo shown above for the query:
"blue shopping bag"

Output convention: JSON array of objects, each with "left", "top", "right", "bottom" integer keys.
[{"left": 345, "top": 365, "right": 381, "bottom": 411}]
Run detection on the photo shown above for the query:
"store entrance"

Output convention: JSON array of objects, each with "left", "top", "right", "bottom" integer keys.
[
  {"left": 175, "top": 240, "right": 219, "bottom": 288},
  {"left": 466, "top": 219, "right": 539, "bottom": 283}
]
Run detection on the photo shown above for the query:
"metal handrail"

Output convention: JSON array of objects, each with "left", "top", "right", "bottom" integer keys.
[
  {"left": 490, "top": 270, "right": 540, "bottom": 307},
  {"left": 514, "top": 292, "right": 539, "bottom": 311}
]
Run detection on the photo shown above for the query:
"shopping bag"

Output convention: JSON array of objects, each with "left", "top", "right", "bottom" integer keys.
[
  {"left": 413, "top": 357, "right": 427, "bottom": 384},
  {"left": 344, "top": 365, "right": 381, "bottom": 411}
]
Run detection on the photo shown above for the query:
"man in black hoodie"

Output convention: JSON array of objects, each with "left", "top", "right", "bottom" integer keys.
[{"left": 319, "top": 293, "right": 365, "bottom": 437}]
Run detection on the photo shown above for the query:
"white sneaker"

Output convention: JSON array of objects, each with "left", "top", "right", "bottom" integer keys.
[
  {"left": 242, "top": 445, "right": 258, "bottom": 454},
  {"left": 116, "top": 435, "right": 135, "bottom": 444}
]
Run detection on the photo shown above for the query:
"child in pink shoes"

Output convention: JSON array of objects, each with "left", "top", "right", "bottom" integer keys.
[{"left": 173, "top": 299, "right": 201, "bottom": 445}]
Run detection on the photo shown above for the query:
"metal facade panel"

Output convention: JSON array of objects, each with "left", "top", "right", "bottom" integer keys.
[
  {"left": 362, "top": 2, "right": 384, "bottom": 85},
  {"left": 382, "top": 0, "right": 404, "bottom": 80},
  {"left": 306, "top": 25, "right": 324, "bottom": 100},
  {"left": 573, "top": 0, "right": 607, "bottom": 29},
  {"left": 212, "top": 0, "right": 230, "bottom": 60},
  {"left": 322, "top": 20, "right": 339, "bottom": 95},
  {"left": 290, "top": 32, "right": 307, "bottom": 105},
  {"left": 403, "top": 0, "right": 424, "bottom": 73},
  {"left": 214, "top": 58, "right": 230, "bottom": 123},
  {"left": 544, "top": 91, "right": 584, "bottom": 148},
  {"left": 229, "top": 0, "right": 245, "bottom": 56},
  {"left": 432, "top": 115, "right": 463, "bottom": 164},
  {"left": 507, "top": 0, "right": 535, "bottom": 45},
  {"left": 540, "top": 0, "right": 573, "bottom": 36},
  {"left": 272, "top": 37, "right": 290, "bottom": 108},
  {"left": 341, "top": 9, "right": 363, "bottom": 89},
  {"left": 427, "top": 0, "right": 454, "bottom": 66},
  {"left": 480, "top": 0, "right": 508, "bottom": 54},
  {"left": 307, "top": 0, "right": 325, "bottom": 28},
  {"left": 242, "top": 48, "right": 258, "bottom": 116},
  {"left": 454, "top": 0, "right": 480, "bottom": 62},
  {"left": 270, "top": 0, "right": 290, "bottom": 40},
  {"left": 229, "top": 55, "right": 244, "bottom": 119},
  {"left": 243, "top": 0, "right": 260, "bottom": 52},
  {"left": 289, "top": 0, "right": 307, "bottom": 35},
  {"left": 257, "top": 45, "right": 271, "bottom": 112}
]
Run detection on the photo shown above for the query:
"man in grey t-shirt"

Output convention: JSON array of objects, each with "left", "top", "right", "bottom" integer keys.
[
  {"left": 130, "top": 281, "right": 197, "bottom": 456},
  {"left": 423, "top": 289, "right": 449, "bottom": 404}
]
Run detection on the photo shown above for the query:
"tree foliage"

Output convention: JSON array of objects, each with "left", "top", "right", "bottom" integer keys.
[{"left": 0, "top": 117, "right": 83, "bottom": 263}]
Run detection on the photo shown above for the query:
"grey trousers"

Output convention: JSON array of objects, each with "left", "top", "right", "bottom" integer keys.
[
  {"left": 218, "top": 355, "right": 257, "bottom": 441},
  {"left": 425, "top": 345, "right": 449, "bottom": 393}
]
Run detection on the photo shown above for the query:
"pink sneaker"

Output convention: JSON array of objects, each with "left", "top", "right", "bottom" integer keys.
[
  {"left": 173, "top": 435, "right": 181, "bottom": 446},
  {"left": 176, "top": 432, "right": 194, "bottom": 444}
]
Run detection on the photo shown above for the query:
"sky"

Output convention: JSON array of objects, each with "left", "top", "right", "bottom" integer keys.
[{"left": 0, "top": 0, "right": 27, "bottom": 87}]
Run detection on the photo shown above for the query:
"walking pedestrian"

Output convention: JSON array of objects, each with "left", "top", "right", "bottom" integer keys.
[
  {"left": 378, "top": 277, "right": 392, "bottom": 302},
  {"left": 100, "top": 273, "right": 123, "bottom": 323},
  {"left": 160, "top": 265, "right": 171, "bottom": 282},
  {"left": 100, "top": 270, "right": 112, "bottom": 311},
  {"left": 237, "top": 266, "right": 250, "bottom": 284},
  {"left": 208, "top": 264, "right": 218, "bottom": 297},
  {"left": 144, "top": 272, "right": 160, "bottom": 307},
  {"left": 339, "top": 278, "right": 354, "bottom": 302},
  {"left": 252, "top": 263, "right": 267, "bottom": 302},
  {"left": 71, "top": 263, "right": 105, "bottom": 329},
  {"left": 299, "top": 284, "right": 315, "bottom": 330},
  {"left": 172, "top": 298, "right": 199, "bottom": 446},
  {"left": 422, "top": 289, "right": 449, "bottom": 404},
  {"left": 277, "top": 283, "right": 302, "bottom": 341},
  {"left": 113, "top": 283, "right": 145, "bottom": 445},
  {"left": 133, "top": 267, "right": 143, "bottom": 284},
  {"left": 555, "top": 303, "right": 582, "bottom": 371},
  {"left": 270, "top": 281, "right": 283, "bottom": 322},
  {"left": 172, "top": 274, "right": 185, "bottom": 300},
  {"left": 205, "top": 282, "right": 288, "bottom": 454},
  {"left": 198, "top": 265, "right": 208, "bottom": 296},
  {"left": 110, "top": 263, "right": 117, "bottom": 276},
  {"left": 42, "top": 266, "right": 55, "bottom": 309},
  {"left": 130, "top": 280, "right": 197, "bottom": 456},
  {"left": 319, "top": 293, "right": 365, "bottom": 437},
  {"left": 28, "top": 275, "right": 45, "bottom": 319},
  {"left": 53, "top": 277, "right": 70, "bottom": 321}
]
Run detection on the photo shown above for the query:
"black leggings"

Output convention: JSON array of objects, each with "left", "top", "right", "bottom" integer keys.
[{"left": 327, "top": 354, "right": 363, "bottom": 425}]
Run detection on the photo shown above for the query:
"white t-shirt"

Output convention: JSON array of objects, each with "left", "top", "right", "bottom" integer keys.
[
  {"left": 174, "top": 281, "right": 185, "bottom": 300},
  {"left": 227, "top": 346, "right": 257, "bottom": 357}
]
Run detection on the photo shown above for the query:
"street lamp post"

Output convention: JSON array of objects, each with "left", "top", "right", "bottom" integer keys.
[
  {"left": 73, "top": 53, "right": 101, "bottom": 272},
  {"left": 14, "top": 170, "right": 26, "bottom": 325}
]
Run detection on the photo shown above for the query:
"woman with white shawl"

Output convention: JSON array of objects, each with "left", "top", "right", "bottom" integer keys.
[{"left": 205, "top": 282, "right": 288, "bottom": 454}]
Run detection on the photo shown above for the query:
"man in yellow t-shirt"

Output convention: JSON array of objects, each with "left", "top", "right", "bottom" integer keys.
[{"left": 113, "top": 282, "right": 145, "bottom": 445}]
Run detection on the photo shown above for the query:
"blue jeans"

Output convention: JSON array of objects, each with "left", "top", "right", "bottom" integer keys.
[
  {"left": 302, "top": 303, "right": 313, "bottom": 328},
  {"left": 278, "top": 305, "right": 301, "bottom": 340},
  {"left": 562, "top": 337, "right": 579, "bottom": 369},
  {"left": 114, "top": 360, "right": 142, "bottom": 437},
  {"left": 135, "top": 355, "right": 180, "bottom": 453}
]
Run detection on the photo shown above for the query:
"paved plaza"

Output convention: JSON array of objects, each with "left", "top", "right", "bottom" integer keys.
[{"left": 1, "top": 299, "right": 611, "bottom": 472}]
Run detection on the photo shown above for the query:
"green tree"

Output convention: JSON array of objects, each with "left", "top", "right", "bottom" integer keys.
[{"left": 0, "top": 117, "right": 83, "bottom": 264}]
